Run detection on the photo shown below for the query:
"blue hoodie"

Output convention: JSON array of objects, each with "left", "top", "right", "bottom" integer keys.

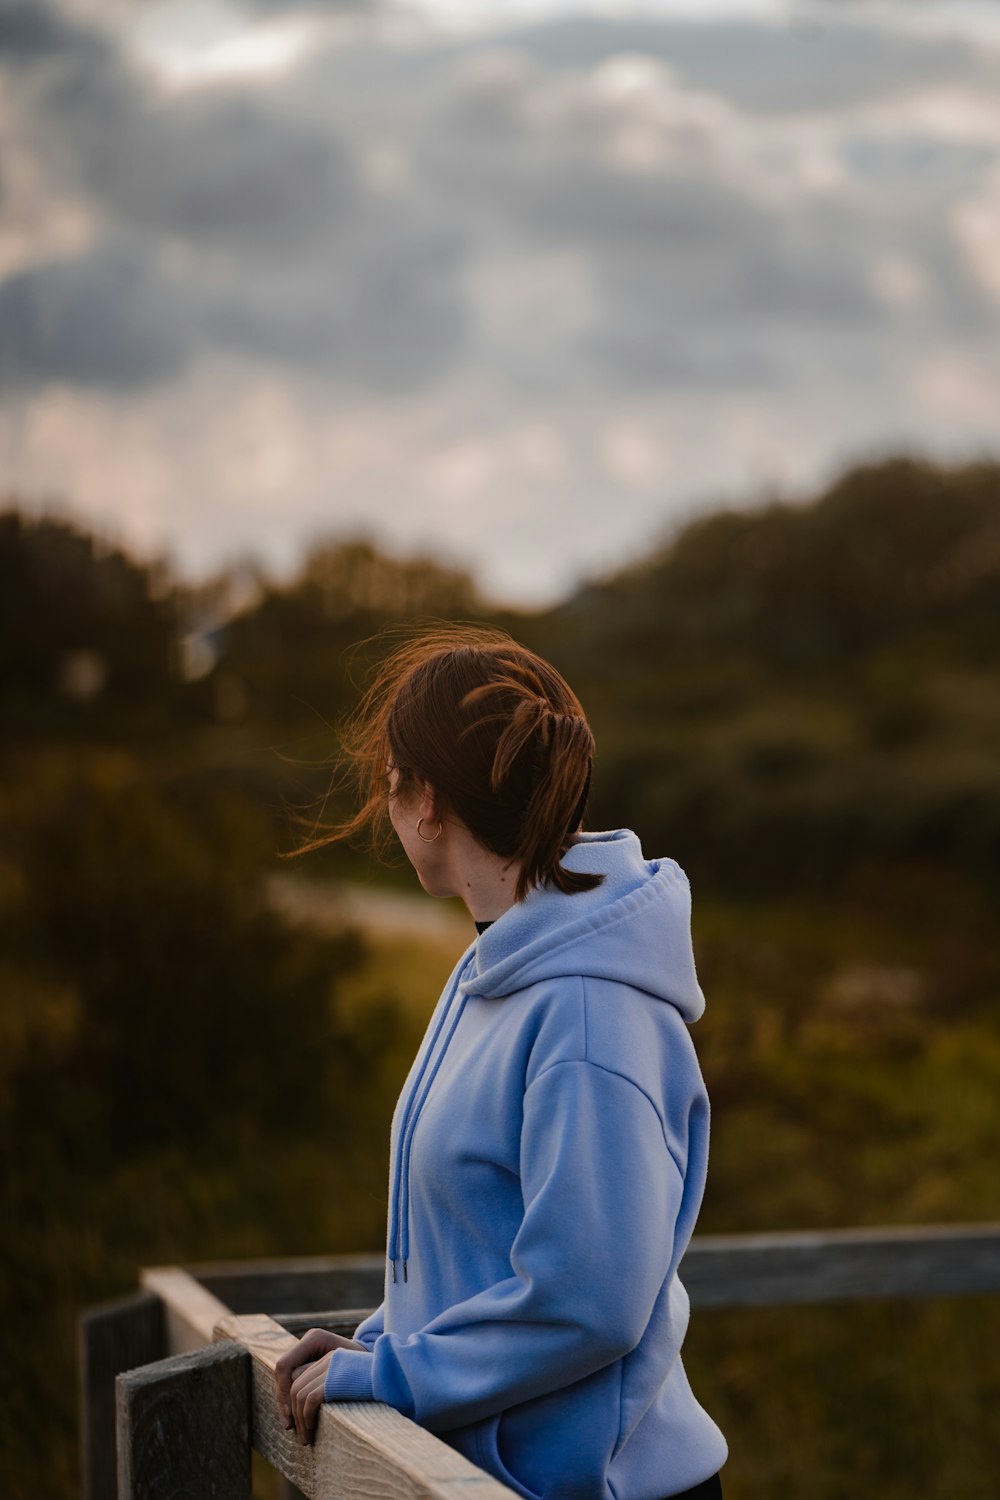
[{"left": 323, "top": 829, "right": 728, "bottom": 1499}]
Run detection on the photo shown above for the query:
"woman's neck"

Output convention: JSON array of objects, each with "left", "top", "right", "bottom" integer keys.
[
  {"left": 442, "top": 823, "right": 521, "bottom": 923},
  {"left": 456, "top": 859, "right": 519, "bottom": 923}
]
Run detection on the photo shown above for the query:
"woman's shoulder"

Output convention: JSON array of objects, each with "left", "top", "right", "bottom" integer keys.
[{"left": 522, "top": 971, "right": 704, "bottom": 1099}]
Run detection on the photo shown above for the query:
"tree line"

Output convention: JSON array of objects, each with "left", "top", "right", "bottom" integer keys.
[{"left": 4, "top": 453, "right": 998, "bottom": 899}]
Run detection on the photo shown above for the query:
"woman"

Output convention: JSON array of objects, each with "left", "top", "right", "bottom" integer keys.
[{"left": 275, "top": 625, "right": 727, "bottom": 1500}]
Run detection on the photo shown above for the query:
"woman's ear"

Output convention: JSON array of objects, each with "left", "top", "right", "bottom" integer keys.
[{"left": 417, "top": 779, "right": 441, "bottom": 826}]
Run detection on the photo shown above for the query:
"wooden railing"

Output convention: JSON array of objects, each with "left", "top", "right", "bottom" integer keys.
[{"left": 79, "top": 1223, "right": 1000, "bottom": 1500}]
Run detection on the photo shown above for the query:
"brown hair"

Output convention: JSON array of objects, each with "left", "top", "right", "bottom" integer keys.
[{"left": 283, "top": 623, "right": 601, "bottom": 902}]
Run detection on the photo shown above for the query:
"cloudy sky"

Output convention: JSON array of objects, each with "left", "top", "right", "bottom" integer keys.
[{"left": 3, "top": 0, "right": 1000, "bottom": 605}]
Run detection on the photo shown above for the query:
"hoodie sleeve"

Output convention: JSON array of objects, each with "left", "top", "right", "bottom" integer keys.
[
  {"left": 322, "top": 1059, "right": 684, "bottom": 1426},
  {"left": 352, "top": 1303, "right": 384, "bottom": 1351}
]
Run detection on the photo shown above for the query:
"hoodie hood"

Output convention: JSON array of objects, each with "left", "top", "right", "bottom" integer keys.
[{"left": 459, "top": 828, "right": 706, "bottom": 1022}]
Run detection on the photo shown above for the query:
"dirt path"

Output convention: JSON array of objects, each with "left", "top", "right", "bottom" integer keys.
[{"left": 265, "top": 870, "right": 472, "bottom": 942}]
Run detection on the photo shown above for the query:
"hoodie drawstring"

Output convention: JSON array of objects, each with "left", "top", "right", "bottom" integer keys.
[
  {"left": 397, "top": 992, "right": 469, "bottom": 1277},
  {"left": 388, "top": 957, "right": 472, "bottom": 1284}
]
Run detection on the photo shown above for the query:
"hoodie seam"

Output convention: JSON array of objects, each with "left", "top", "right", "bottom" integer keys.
[
  {"left": 613, "top": 1355, "right": 626, "bottom": 1468},
  {"left": 581, "top": 975, "right": 589, "bottom": 1061},
  {"left": 528, "top": 1056, "right": 686, "bottom": 1179}
]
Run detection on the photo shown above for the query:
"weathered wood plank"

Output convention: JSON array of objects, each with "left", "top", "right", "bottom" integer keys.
[
  {"left": 116, "top": 1340, "right": 250, "bottom": 1500},
  {"left": 214, "top": 1312, "right": 516, "bottom": 1500},
  {"left": 272, "top": 1310, "right": 375, "bottom": 1340},
  {"left": 79, "top": 1290, "right": 165, "bottom": 1500},
  {"left": 173, "top": 1222, "right": 1000, "bottom": 1328},
  {"left": 681, "top": 1222, "right": 1000, "bottom": 1308},
  {"left": 140, "top": 1265, "right": 234, "bottom": 1353},
  {"left": 191, "top": 1255, "right": 385, "bottom": 1317}
]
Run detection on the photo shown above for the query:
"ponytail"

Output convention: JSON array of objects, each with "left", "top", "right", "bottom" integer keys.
[{"left": 464, "top": 670, "right": 601, "bottom": 900}]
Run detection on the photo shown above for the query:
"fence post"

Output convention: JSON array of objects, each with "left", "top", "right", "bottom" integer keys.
[
  {"left": 79, "top": 1290, "right": 165, "bottom": 1500},
  {"left": 116, "top": 1341, "right": 250, "bottom": 1500}
]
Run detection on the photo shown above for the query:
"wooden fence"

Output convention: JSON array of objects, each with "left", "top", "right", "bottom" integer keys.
[{"left": 79, "top": 1223, "right": 1000, "bottom": 1500}]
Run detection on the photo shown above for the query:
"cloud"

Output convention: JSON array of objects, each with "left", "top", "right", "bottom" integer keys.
[
  {"left": 396, "top": 34, "right": 996, "bottom": 393},
  {"left": 0, "top": 1, "right": 471, "bottom": 390},
  {"left": 513, "top": 13, "right": 985, "bottom": 116},
  {"left": 234, "top": 0, "right": 372, "bottom": 12},
  {"left": 18, "top": 13, "right": 358, "bottom": 259},
  {"left": 0, "top": 243, "right": 194, "bottom": 391},
  {"left": 953, "top": 165, "right": 1000, "bottom": 303},
  {"left": 201, "top": 221, "right": 469, "bottom": 388},
  {"left": 75, "top": 92, "right": 361, "bottom": 256},
  {"left": 0, "top": 0, "right": 104, "bottom": 60}
]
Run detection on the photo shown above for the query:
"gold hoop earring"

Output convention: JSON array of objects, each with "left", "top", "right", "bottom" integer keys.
[{"left": 416, "top": 817, "right": 442, "bottom": 843}]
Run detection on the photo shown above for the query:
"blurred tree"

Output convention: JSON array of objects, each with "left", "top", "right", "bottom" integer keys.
[
  {"left": 528, "top": 456, "right": 1000, "bottom": 895},
  {"left": 0, "top": 506, "right": 180, "bottom": 734},
  {"left": 214, "top": 537, "right": 487, "bottom": 727},
  {"left": 548, "top": 456, "right": 1000, "bottom": 676},
  {"left": 299, "top": 537, "right": 480, "bottom": 621},
  {"left": 6, "top": 457, "right": 1000, "bottom": 898}
]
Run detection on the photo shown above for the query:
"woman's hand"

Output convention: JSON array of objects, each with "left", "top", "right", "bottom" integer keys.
[{"left": 275, "top": 1328, "right": 368, "bottom": 1445}]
